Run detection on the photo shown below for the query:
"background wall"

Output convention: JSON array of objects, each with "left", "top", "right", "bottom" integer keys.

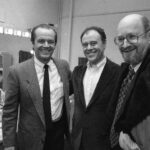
[
  {"left": 60, "top": 0, "right": 150, "bottom": 70},
  {"left": 0, "top": 0, "right": 61, "bottom": 64},
  {"left": 0, "top": 0, "right": 150, "bottom": 69}
]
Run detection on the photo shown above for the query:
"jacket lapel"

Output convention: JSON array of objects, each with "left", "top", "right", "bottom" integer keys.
[
  {"left": 25, "top": 59, "right": 45, "bottom": 127},
  {"left": 86, "top": 59, "right": 118, "bottom": 108},
  {"left": 86, "top": 59, "right": 110, "bottom": 107},
  {"left": 52, "top": 58, "right": 70, "bottom": 121},
  {"left": 53, "top": 58, "right": 67, "bottom": 99}
]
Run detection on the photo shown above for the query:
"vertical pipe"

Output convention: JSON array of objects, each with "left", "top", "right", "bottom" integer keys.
[
  {"left": 68, "top": 0, "right": 74, "bottom": 64},
  {"left": 56, "top": 0, "right": 63, "bottom": 59}
]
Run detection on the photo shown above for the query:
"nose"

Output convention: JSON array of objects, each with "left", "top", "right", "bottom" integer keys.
[
  {"left": 122, "top": 38, "right": 130, "bottom": 48},
  {"left": 87, "top": 43, "right": 92, "bottom": 49},
  {"left": 43, "top": 41, "right": 49, "bottom": 47}
]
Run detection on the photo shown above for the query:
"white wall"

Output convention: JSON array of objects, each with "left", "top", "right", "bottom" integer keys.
[
  {"left": 60, "top": 0, "right": 150, "bottom": 70},
  {"left": 0, "top": 0, "right": 60, "bottom": 64},
  {"left": 0, "top": 0, "right": 150, "bottom": 68},
  {"left": 0, "top": 0, "right": 59, "bottom": 30}
]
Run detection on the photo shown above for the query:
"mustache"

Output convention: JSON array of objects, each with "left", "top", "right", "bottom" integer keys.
[{"left": 120, "top": 45, "right": 136, "bottom": 53}]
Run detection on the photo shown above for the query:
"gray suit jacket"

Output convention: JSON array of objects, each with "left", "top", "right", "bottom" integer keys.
[{"left": 2, "top": 58, "right": 71, "bottom": 150}]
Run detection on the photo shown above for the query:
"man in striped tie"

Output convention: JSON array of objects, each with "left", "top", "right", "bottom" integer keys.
[{"left": 107, "top": 14, "right": 150, "bottom": 150}]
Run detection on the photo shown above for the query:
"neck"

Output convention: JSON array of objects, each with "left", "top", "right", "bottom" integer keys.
[{"left": 89, "top": 56, "right": 105, "bottom": 66}]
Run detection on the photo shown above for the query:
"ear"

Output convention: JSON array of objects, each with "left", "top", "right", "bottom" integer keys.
[{"left": 103, "top": 42, "right": 106, "bottom": 50}]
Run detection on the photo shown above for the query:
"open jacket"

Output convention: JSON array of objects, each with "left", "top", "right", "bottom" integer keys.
[
  {"left": 2, "top": 57, "right": 71, "bottom": 150},
  {"left": 107, "top": 48, "right": 150, "bottom": 149},
  {"left": 72, "top": 58, "right": 120, "bottom": 150}
]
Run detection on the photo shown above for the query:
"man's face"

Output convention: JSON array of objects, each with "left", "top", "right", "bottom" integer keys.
[
  {"left": 81, "top": 30, "right": 105, "bottom": 65},
  {"left": 33, "top": 27, "right": 56, "bottom": 64},
  {"left": 117, "top": 15, "right": 150, "bottom": 67}
]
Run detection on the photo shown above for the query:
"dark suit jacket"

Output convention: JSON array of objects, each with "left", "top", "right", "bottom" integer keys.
[
  {"left": 72, "top": 59, "right": 120, "bottom": 150},
  {"left": 107, "top": 47, "right": 150, "bottom": 149},
  {"left": 2, "top": 58, "right": 71, "bottom": 150}
]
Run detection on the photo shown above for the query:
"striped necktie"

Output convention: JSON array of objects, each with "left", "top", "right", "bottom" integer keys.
[{"left": 110, "top": 66, "right": 135, "bottom": 148}]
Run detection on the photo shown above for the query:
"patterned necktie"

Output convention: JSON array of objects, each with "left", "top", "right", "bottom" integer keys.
[
  {"left": 110, "top": 66, "right": 135, "bottom": 148},
  {"left": 43, "top": 64, "right": 52, "bottom": 130}
]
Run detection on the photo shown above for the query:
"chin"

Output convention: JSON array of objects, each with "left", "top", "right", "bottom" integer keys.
[
  {"left": 88, "top": 59, "right": 95, "bottom": 64},
  {"left": 40, "top": 56, "right": 51, "bottom": 63},
  {"left": 41, "top": 54, "right": 51, "bottom": 58}
]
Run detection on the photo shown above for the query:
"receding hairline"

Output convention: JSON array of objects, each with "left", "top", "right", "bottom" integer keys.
[
  {"left": 31, "top": 24, "right": 57, "bottom": 44},
  {"left": 118, "top": 14, "right": 150, "bottom": 32},
  {"left": 80, "top": 26, "right": 107, "bottom": 44}
]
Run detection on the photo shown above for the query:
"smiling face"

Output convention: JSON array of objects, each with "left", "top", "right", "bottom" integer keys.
[
  {"left": 117, "top": 14, "right": 150, "bottom": 67},
  {"left": 33, "top": 27, "right": 56, "bottom": 64},
  {"left": 81, "top": 30, "right": 106, "bottom": 65}
]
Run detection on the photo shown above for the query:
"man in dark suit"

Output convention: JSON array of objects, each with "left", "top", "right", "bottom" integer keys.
[
  {"left": 2, "top": 24, "right": 71, "bottom": 150},
  {"left": 71, "top": 26, "right": 120, "bottom": 150},
  {"left": 108, "top": 14, "right": 150, "bottom": 150}
]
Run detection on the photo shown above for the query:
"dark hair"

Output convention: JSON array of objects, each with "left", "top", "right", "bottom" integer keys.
[
  {"left": 80, "top": 26, "right": 106, "bottom": 44},
  {"left": 141, "top": 16, "right": 150, "bottom": 32},
  {"left": 31, "top": 24, "right": 57, "bottom": 44}
]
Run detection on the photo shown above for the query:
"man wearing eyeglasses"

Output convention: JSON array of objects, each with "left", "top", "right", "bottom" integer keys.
[{"left": 107, "top": 14, "right": 150, "bottom": 150}]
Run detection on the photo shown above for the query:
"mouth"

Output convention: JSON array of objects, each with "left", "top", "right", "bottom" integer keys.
[
  {"left": 120, "top": 47, "right": 136, "bottom": 53},
  {"left": 40, "top": 48, "right": 54, "bottom": 58},
  {"left": 85, "top": 49, "right": 97, "bottom": 54},
  {"left": 41, "top": 47, "right": 53, "bottom": 53}
]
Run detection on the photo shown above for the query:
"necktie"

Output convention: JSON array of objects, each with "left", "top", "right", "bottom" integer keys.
[
  {"left": 110, "top": 66, "right": 135, "bottom": 148},
  {"left": 43, "top": 64, "right": 52, "bottom": 130}
]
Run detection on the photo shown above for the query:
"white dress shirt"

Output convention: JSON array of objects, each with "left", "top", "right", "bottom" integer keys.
[
  {"left": 132, "top": 63, "right": 141, "bottom": 73},
  {"left": 83, "top": 57, "right": 106, "bottom": 106},
  {"left": 34, "top": 56, "right": 64, "bottom": 121}
]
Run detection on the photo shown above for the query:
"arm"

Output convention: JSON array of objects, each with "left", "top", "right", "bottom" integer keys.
[{"left": 2, "top": 67, "right": 19, "bottom": 148}]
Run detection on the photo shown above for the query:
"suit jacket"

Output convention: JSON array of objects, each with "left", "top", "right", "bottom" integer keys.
[
  {"left": 72, "top": 59, "right": 120, "bottom": 150},
  {"left": 2, "top": 57, "right": 71, "bottom": 150},
  {"left": 108, "top": 47, "right": 150, "bottom": 149}
]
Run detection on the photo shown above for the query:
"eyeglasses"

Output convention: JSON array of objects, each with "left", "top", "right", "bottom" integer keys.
[{"left": 114, "top": 31, "right": 149, "bottom": 46}]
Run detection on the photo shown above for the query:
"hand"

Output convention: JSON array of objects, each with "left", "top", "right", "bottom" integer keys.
[
  {"left": 119, "top": 131, "right": 140, "bottom": 150},
  {"left": 4, "top": 146, "right": 15, "bottom": 150},
  {"left": 119, "top": 131, "right": 129, "bottom": 150}
]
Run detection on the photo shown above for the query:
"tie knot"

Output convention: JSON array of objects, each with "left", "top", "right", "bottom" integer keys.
[
  {"left": 128, "top": 65, "right": 135, "bottom": 80},
  {"left": 129, "top": 65, "right": 135, "bottom": 74},
  {"left": 44, "top": 64, "right": 49, "bottom": 70}
]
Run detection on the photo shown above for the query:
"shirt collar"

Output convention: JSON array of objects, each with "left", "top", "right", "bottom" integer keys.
[
  {"left": 87, "top": 57, "right": 107, "bottom": 69},
  {"left": 34, "top": 55, "right": 53, "bottom": 69},
  {"left": 131, "top": 63, "right": 141, "bottom": 73}
]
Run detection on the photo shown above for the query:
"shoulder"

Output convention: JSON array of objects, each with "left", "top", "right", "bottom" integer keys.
[
  {"left": 106, "top": 58, "right": 120, "bottom": 68},
  {"left": 52, "top": 58, "right": 71, "bottom": 76},
  {"left": 9, "top": 58, "right": 33, "bottom": 74},
  {"left": 73, "top": 64, "right": 85, "bottom": 73},
  {"left": 106, "top": 58, "right": 120, "bottom": 73},
  {"left": 53, "top": 58, "right": 69, "bottom": 67}
]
